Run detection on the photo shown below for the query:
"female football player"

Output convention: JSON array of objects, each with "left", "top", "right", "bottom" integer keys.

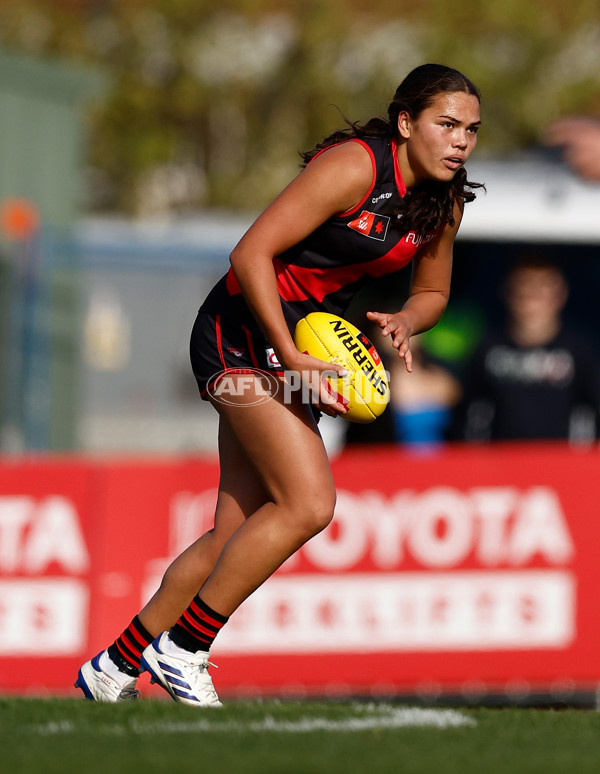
[{"left": 76, "top": 63, "right": 482, "bottom": 705}]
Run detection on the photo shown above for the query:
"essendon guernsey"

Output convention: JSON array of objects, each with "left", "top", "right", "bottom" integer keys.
[{"left": 200, "top": 135, "right": 440, "bottom": 334}]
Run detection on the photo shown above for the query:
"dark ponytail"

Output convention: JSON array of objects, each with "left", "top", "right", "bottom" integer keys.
[{"left": 300, "top": 63, "right": 484, "bottom": 235}]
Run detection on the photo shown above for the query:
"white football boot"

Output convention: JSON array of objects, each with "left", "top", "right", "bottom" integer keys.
[
  {"left": 75, "top": 651, "right": 140, "bottom": 702},
  {"left": 140, "top": 632, "right": 222, "bottom": 707}
]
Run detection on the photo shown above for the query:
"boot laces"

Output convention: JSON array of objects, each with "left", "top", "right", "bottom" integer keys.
[{"left": 188, "top": 657, "right": 219, "bottom": 701}]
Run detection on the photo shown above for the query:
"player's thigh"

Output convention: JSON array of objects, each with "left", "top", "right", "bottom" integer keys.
[
  {"left": 213, "top": 413, "right": 270, "bottom": 538},
  {"left": 210, "top": 374, "right": 335, "bottom": 518}
]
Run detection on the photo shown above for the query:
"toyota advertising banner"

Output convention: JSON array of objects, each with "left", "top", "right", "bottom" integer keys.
[{"left": 0, "top": 445, "right": 598, "bottom": 699}]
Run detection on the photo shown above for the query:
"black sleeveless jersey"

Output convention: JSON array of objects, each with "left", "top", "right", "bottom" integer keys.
[{"left": 200, "top": 135, "right": 440, "bottom": 334}]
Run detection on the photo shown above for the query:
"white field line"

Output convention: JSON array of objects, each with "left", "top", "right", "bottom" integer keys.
[{"left": 32, "top": 705, "right": 476, "bottom": 736}]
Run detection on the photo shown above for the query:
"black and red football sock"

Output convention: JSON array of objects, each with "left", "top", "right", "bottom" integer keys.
[
  {"left": 107, "top": 615, "right": 154, "bottom": 676},
  {"left": 169, "top": 595, "right": 228, "bottom": 653}
]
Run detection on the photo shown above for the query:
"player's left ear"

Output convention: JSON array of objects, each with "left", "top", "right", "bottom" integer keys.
[{"left": 397, "top": 111, "right": 412, "bottom": 139}]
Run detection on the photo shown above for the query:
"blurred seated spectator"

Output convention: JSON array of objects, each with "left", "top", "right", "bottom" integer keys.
[
  {"left": 344, "top": 327, "right": 461, "bottom": 449},
  {"left": 389, "top": 336, "right": 461, "bottom": 447},
  {"left": 450, "top": 256, "right": 600, "bottom": 444},
  {"left": 544, "top": 117, "right": 600, "bottom": 182}
]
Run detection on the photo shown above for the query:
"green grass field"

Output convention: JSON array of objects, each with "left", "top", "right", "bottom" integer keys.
[{"left": 2, "top": 696, "right": 600, "bottom": 774}]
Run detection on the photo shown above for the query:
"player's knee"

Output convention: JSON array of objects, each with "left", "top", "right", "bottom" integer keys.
[{"left": 293, "top": 486, "right": 336, "bottom": 539}]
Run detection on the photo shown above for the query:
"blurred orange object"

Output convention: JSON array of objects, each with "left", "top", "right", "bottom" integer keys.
[{"left": 0, "top": 197, "right": 40, "bottom": 240}]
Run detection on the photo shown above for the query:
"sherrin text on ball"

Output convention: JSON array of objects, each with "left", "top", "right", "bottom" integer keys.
[{"left": 294, "top": 312, "right": 390, "bottom": 423}]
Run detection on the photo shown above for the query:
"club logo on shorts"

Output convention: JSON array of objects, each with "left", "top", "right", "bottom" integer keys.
[{"left": 265, "top": 347, "right": 281, "bottom": 368}]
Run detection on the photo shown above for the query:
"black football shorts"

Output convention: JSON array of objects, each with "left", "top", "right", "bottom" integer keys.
[{"left": 190, "top": 311, "right": 284, "bottom": 399}]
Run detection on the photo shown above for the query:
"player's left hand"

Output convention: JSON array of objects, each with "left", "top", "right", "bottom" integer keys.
[{"left": 366, "top": 310, "right": 413, "bottom": 372}]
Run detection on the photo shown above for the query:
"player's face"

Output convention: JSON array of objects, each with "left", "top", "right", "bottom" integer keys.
[{"left": 397, "top": 91, "right": 481, "bottom": 186}]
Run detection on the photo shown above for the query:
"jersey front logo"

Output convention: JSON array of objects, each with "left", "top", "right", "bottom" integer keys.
[{"left": 348, "top": 210, "right": 390, "bottom": 241}]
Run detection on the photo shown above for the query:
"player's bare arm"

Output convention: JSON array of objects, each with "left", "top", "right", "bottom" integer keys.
[
  {"left": 367, "top": 200, "right": 463, "bottom": 371},
  {"left": 230, "top": 141, "right": 374, "bottom": 368},
  {"left": 230, "top": 143, "right": 373, "bottom": 414}
]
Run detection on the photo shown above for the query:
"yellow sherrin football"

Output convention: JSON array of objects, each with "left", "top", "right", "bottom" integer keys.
[{"left": 294, "top": 312, "right": 390, "bottom": 423}]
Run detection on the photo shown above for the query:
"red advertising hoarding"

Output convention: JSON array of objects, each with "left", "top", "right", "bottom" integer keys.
[{"left": 0, "top": 445, "right": 598, "bottom": 700}]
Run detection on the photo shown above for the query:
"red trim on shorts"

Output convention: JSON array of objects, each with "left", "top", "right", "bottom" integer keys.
[
  {"left": 215, "top": 314, "right": 226, "bottom": 368},
  {"left": 242, "top": 325, "right": 260, "bottom": 368}
]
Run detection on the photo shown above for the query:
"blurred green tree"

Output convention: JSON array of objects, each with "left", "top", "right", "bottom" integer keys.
[{"left": 0, "top": 0, "right": 599, "bottom": 215}]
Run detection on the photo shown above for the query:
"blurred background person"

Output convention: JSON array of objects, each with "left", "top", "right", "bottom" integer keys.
[
  {"left": 544, "top": 117, "right": 600, "bottom": 182},
  {"left": 389, "top": 334, "right": 462, "bottom": 448},
  {"left": 344, "top": 323, "right": 461, "bottom": 449},
  {"left": 450, "top": 255, "right": 600, "bottom": 444}
]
